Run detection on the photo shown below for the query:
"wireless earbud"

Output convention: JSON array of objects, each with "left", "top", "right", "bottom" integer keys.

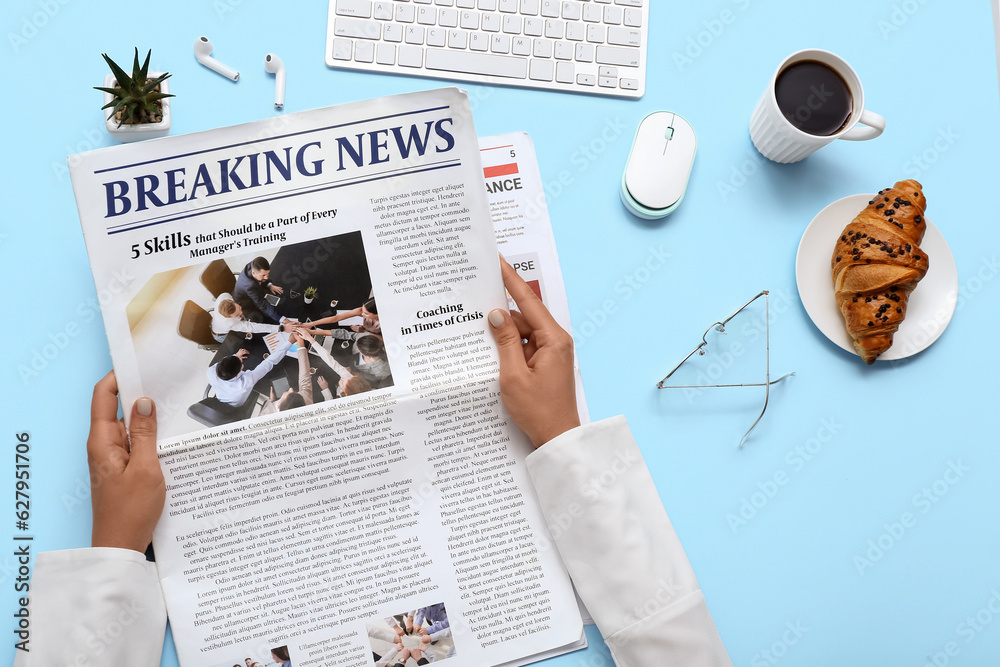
[
  {"left": 264, "top": 53, "right": 285, "bottom": 109},
  {"left": 194, "top": 37, "right": 239, "bottom": 81}
]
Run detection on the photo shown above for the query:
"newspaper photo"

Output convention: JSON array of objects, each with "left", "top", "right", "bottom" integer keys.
[{"left": 68, "top": 88, "right": 584, "bottom": 667}]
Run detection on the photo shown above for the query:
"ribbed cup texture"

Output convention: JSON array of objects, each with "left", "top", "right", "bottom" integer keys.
[{"left": 749, "top": 93, "right": 823, "bottom": 164}]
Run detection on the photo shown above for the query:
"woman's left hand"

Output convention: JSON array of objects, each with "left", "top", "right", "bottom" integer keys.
[{"left": 88, "top": 372, "right": 165, "bottom": 553}]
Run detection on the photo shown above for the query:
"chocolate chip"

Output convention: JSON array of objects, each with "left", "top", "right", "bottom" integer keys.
[
  {"left": 896, "top": 307, "right": 902, "bottom": 313},
  {"left": 836, "top": 257, "right": 842, "bottom": 262},
  {"left": 868, "top": 321, "right": 874, "bottom": 327}
]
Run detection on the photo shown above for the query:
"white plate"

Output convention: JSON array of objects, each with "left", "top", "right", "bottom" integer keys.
[{"left": 795, "top": 194, "right": 958, "bottom": 361}]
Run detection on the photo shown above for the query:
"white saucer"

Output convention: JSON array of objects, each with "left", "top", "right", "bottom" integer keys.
[{"left": 795, "top": 194, "right": 958, "bottom": 361}]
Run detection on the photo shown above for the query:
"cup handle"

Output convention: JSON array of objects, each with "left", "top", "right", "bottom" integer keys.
[{"left": 840, "top": 110, "right": 886, "bottom": 142}]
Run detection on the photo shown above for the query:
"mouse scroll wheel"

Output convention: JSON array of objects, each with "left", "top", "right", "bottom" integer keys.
[{"left": 664, "top": 126, "right": 675, "bottom": 141}]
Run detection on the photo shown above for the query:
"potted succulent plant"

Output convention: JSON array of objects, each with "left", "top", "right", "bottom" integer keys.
[
  {"left": 95, "top": 48, "right": 173, "bottom": 143},
  {"left": 304, "top": 287, "right": 318, "bottom": 305}
]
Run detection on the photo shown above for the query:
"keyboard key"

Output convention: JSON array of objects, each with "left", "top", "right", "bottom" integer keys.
[
  {"left": 376, "top": 42, "right": 396, "bottom": 64},
  {"left": 556, "top": 61, "right": 574, "bottom": 82},
  {"left": 478, "top": 0, "right": 497, "bottom": 8},
  {"left": 384, "top": 23, "right": 403, "bottom": 41},
  {"left": 491, "top": 33, "right": 511, "bottom": 52},
  {"left": 561, "top": 1, "right": 581, "bottom": 20},
  {"left": 598, "top": 66, "right": 617, "bottom": 77},
  {"left": 529, "top": 58, "right": 555, "bottom": 81},
  {"left": 544, "top": 19, "right": 564, "bottom": 38},
  {"left": 532, "top": 38, "right": 553, "bottom": 57},
  {"left": 426, "top": 47, "right": 527, "bottom": 77},
  {"left": 436, "top": 0, "right": 455, "bottom": 5},
  {"left": 414, "top": 0, "right": 433, "bottom": 4},
  {"left": 337, "top": 0, "right": 372, "bottom": 18},
  {"left": 620, "top": 77, "right": 638, "bottom": 90},
  {"left": 586, "top": 24, "right": 605, "bottom": 42},
  {"left": 520, "top": 0, "right": 540, "bottom": 15},
  {"left": 440, "top": 8, "right": 459, "bottom": 26},
  {"left": 582, "top": 4, "right": 602, "bottom": 21},
  {"left": 405, "top": 25, "right": 426, "bottom": 43},
  {"left": 598, "top": 75, "right": 616, "bottom": 87},
  {"left": 355, "top": 40, "right": 375, "bottom": 61},
  {"left": 457, "top": 0, "right": 477, "bottom": 6},
  {"left": 374, "top": 1, "right": 393, "bottom": 18},
  {"left": 482, "top": 13, "right": 501, "bottom": 31},
  {"left": 603, "top": 6, "right": 623, "bottom": 23},
  {"left": 499, "top": 0, "right": 518, "bottom": 11},
  {"left": 512, "top": 36, "right": 531, "bottom": 55},
  {"left": 417, "top": 7, "right": 435, "bottom": 24},
  {"left": 396, "top": 4, "right": 416, "bottom": 21},
  {"left": 335, "top": 17, "right": 382, "bottom": 40},
  {"left": 614, "top": 0, "right": 642, "bottom": 5},
  {"left": 470, "top": 32, "right": 489, "bottom": 50},
  {"left": 577, "top": 73, "right": 596, "bottom": 85},
  {"left": 399, "top": 44, "right": 424, "bottom": 66},
  {"left": 332, "top": 38, "right": 353, "bottom": 60},
  {"left": 448, "top": 28, "right": 468, "bottom": 47},
  {"left": 607, "top": 27, "right": 640, "bottom": 46},
  {"left": 554, "top": 41, "right": 573, "bottom": 59},
  {"left": 624, "top": 7, "right": 642, "bottom": 26},
  {"left": 596, "top": 44, "right": 638, "bottom": 66},
  {"left": 524, "top": 17, "right": 544, "bottom": 35},
  {"left": 460, "top": 10, "right": 479, "bottom": 28},
  {"left": 428, "top": 27, "right": 447, "bottom": 45},
  {"left": 566, "top": 21, "right": 584, "bottom": 40},
  {"left": 503, "top": 15, "right": 522, "bottom": 33},
  {"left": 574, "top": 42, "right": 594, "bottom": 61},
  {"left": 541, "top": 0, "right": 560, "bottom": 17}
]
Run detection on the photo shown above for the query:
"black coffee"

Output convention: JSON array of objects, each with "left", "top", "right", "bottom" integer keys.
[{"left": 775, "top": 60, "right": 853, "bottom": 136}]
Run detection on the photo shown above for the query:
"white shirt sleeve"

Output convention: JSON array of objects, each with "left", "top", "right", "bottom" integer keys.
[
  {"left": 13, "top": 547, "right": 166, "bottom": 667},
  {"left": 525, "top": 416, "right": 732, "bottom": 667}
]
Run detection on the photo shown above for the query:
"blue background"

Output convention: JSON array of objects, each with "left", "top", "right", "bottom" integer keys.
[{"left": 2, "top": 1, "right": 999, "bottom": 665}]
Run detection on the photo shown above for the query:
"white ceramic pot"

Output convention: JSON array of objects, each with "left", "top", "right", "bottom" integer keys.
[
  {"left": 102, "top": 72, "right": 171, "bottom": 143},
  {"left": 304, "top": 297, "right": 314, "bottom": 304}
]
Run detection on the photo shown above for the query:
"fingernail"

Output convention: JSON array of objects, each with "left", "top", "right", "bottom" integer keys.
[
  {"left": 488, "top": 309, "right": 505, "bottom": 328},
  {"left": 137, "top": 398, "right": 152, "bottom": 417}
]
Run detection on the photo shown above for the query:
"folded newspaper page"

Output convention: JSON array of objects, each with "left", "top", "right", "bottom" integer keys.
[
  {"left": 68, "top": 89, "right": 584, "bottom": 667},
  {"left": 478, "top": 133, "right": 590, "bottom": 428}
]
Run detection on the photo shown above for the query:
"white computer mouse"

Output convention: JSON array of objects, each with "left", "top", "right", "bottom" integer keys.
[{"left": 620, "top": 112, "right": 697, "bottom": 219}]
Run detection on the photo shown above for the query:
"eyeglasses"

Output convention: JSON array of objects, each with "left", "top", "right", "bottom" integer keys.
[{"left": 656, "top": 290, "right": 794, "bottom": 448}]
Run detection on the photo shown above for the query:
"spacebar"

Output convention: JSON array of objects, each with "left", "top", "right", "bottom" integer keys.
[{"left": 425, "top": 48, "right": 527, "bottom": 79}]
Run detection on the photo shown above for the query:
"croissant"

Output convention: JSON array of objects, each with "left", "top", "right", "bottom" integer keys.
[{"left": 831, "top": 179, "right": 930, "bottom": 364}]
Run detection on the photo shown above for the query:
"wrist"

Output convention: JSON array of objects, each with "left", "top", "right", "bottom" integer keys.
[
  {"left": 533, "top": 417, "right": 582, "bottom": 448},
  {"left": 92, "top": 529, "right": 149, "bottom": 554}
]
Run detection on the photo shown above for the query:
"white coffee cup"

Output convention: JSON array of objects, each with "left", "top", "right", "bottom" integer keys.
[{"left": 750, "top": 49, "right": 885, "bottom": 163}]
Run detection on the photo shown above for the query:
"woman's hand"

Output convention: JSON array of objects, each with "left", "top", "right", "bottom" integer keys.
[
  {"left": 488, "top": 256, "right": 581, "bottom": 447},
  {"left": 88, "top": 372, "right": 165, "bottom": 553}
]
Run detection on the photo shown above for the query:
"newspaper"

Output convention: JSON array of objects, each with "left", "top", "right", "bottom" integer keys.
[
  {"left": 477, "top": 133, "right": 590, "bottom": 428},
  {"left": 69, "top": 89, "right": 585, "bottom": 667}
]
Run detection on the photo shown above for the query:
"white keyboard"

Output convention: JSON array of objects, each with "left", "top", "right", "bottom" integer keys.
[{"left": 325, "top": 0, "right": 648, "bottom": 98}]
